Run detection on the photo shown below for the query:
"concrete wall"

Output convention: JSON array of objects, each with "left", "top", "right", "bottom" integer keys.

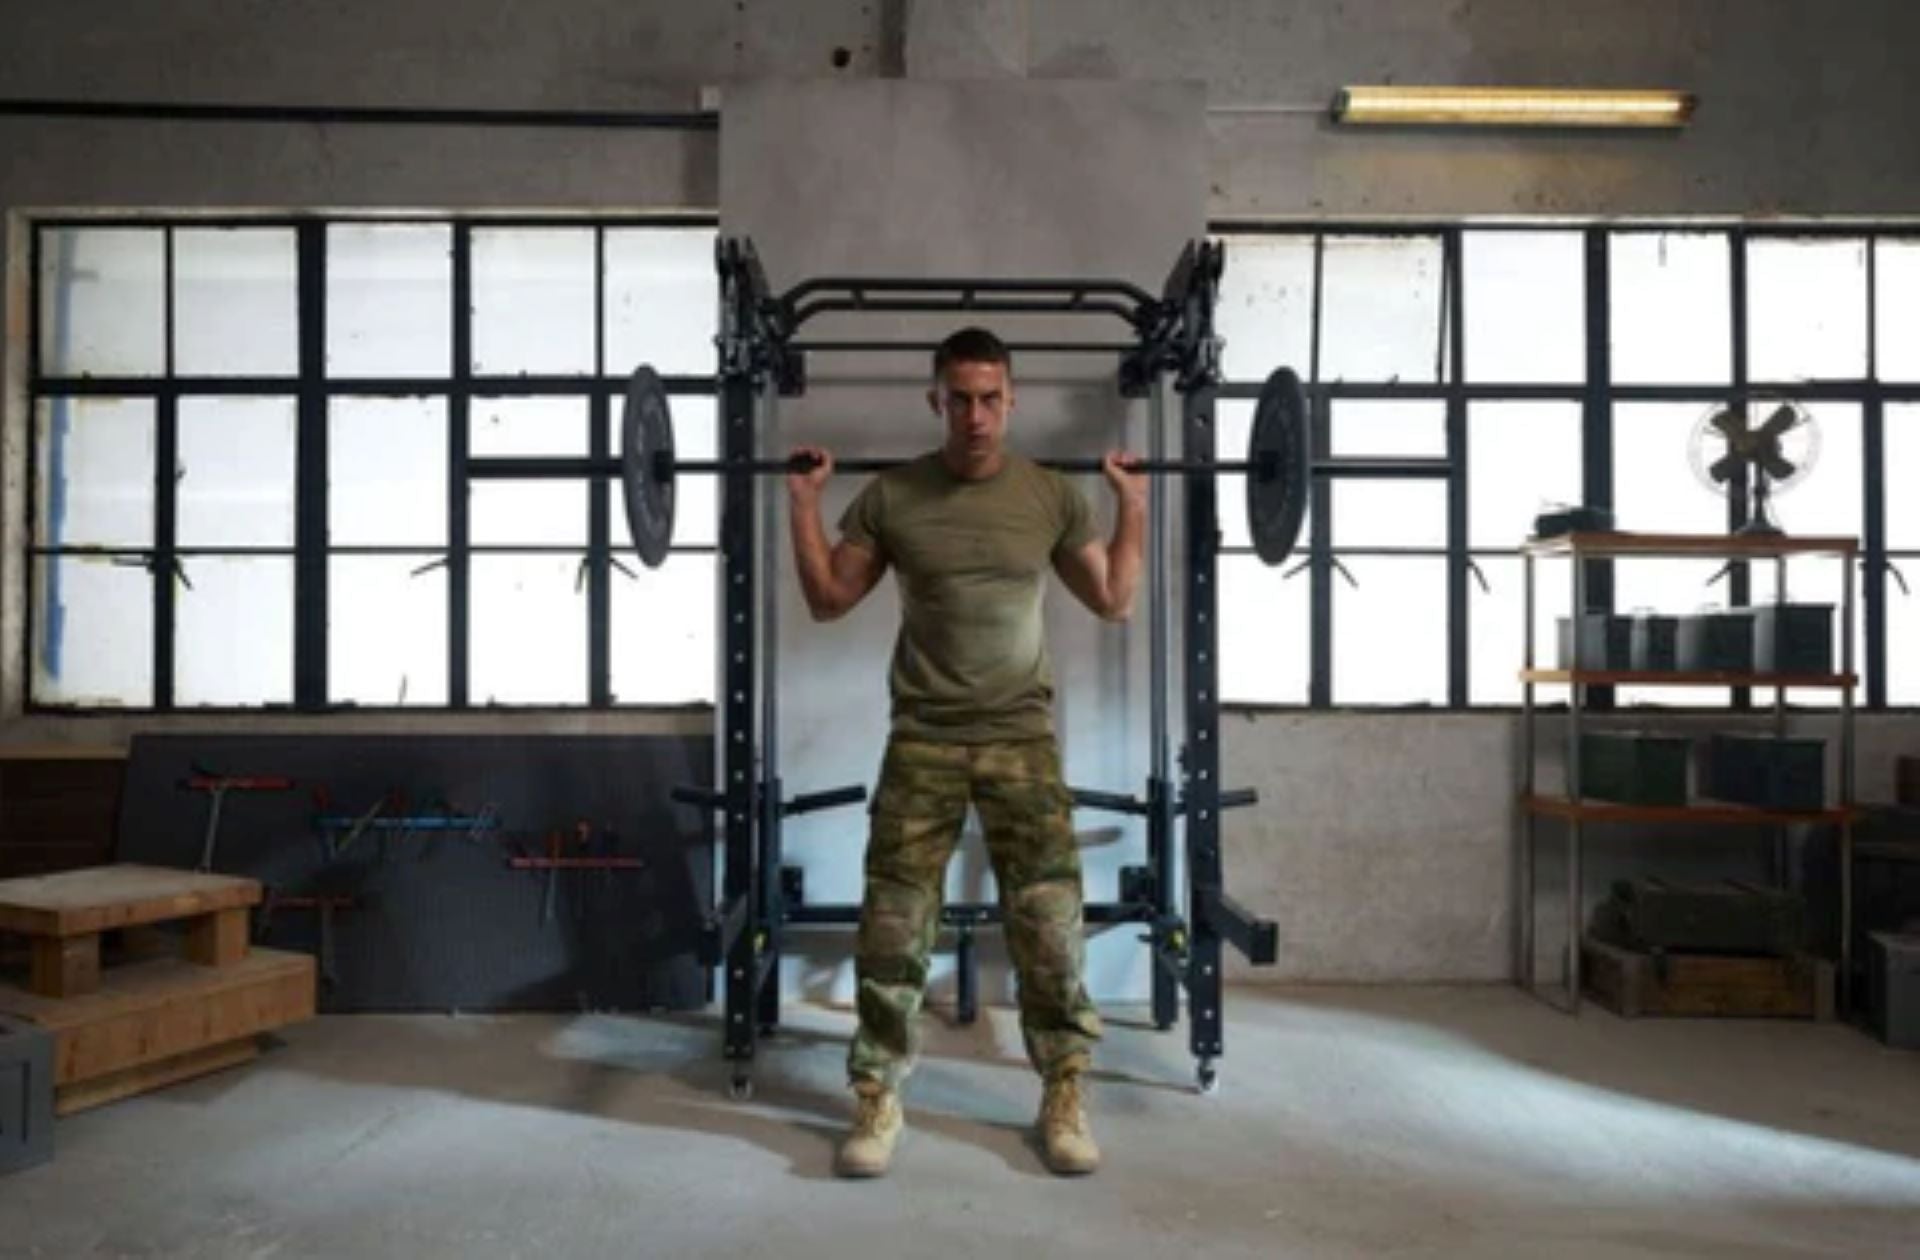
[{"left": 1, "top": 0, "right": 1917, "bottom": 986}]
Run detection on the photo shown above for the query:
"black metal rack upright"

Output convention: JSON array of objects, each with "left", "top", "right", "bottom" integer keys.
[{"left": 680, "top": 238, "right": 1277, "bottom": 1099}]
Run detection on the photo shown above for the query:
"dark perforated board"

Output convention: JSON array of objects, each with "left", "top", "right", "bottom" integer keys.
[{"left": 117, "top": 734, "right": 712, "bottom": 1014}]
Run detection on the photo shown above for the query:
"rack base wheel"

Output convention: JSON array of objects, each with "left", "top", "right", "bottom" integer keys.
[
  {"left": 728, "top": 1072, "right": 754, "bottom": 1101},
  {"left": 1194, "top": 1058, "right": 1219, "bottom": 1095}
]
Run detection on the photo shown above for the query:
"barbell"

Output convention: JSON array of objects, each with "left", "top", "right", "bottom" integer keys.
[{"left": 468, "top": 365, "right": 1449, "bottom": 570}]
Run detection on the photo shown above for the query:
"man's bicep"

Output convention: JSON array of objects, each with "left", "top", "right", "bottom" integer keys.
[{"left": 832, "top": 537, "right": 888, "bottom": 606}]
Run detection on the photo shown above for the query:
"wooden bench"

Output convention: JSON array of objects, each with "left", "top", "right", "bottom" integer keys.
[{"left": 0, "top": 864, "right": 315, "bottom": 1114}]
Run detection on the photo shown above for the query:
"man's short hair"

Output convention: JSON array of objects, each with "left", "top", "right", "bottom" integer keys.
[{"left": 933, "top": 327, "right": 1012, "bottom": 380}]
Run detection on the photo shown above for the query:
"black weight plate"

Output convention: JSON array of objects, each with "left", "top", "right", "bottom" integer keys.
[
  {"left": 1248, "top": 366, "right": 1311, "bottom": 566},
  {"left": 621, "top": 365, "right": 675, "bottom": 568}
]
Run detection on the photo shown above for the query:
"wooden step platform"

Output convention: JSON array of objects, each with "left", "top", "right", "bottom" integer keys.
[
  {"left": 0, "top": 864, "right": 315, "bottom": 1113},
  {"left": 1582, "top": 936, "right": 1836, "bottom": 1020}
]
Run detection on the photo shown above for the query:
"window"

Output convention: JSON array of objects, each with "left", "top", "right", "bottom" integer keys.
[
  {"left": 1215, "top": 224, "right": 1912, "bottom": 709},
  {"left": 27, "top": 217, "right": 718, "bottom": 711}
]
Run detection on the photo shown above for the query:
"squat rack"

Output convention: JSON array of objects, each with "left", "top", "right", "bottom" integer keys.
[{"left": 672, "top": 238, "right": 1278, "bottom": 1099}]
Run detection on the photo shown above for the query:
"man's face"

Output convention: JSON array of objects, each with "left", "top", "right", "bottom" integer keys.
[{"left": 930, "top": 358, "right": 1013, "bottom": 459}]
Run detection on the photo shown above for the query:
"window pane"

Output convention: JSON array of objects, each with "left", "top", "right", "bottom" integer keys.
[
  {"left": 1470, "top": 557, "right": 1563, "bottom": 705},
  {"left": 37, "top": 227, "right": 165, "bottom": 377},
  {"left": 1612, "top": 402, "right": 1728, "bottom": 534},
  {"left": 330, "top": 556, "right": 448, "bottom": 706},
  {"left": 1469, "top": 402, "right": 1581, "bottom": 549},
  {"left": 1216, "top": 234, "right": 1315, "bottom": 382},
  {"left": 1464, "top": 231, "right": 1584, "bottom": 384},
  {"left": 1320, "top": 236, "right": 1445, "bottom": 384},
  {"left": 611, "top": 556, "right": 715, "bottom": 704},
  {"left": 607, "top": 394, "right": 717, "bottom": 549},
  {"left": 330, "top": 398, "right": 447, "bottom": 546},
  {"left": 35, "top": 398, "right": 154, "bottom": 548},
  {"left": 31, "top": 556, "right": 151, "bottom": 706},
  {"left": 177, "top": 397, "right": 296, "bottom": 547},
  {"left": 1877, "top": 240, "right": 1920, "bottom": 382},
  {"left": 1219, "top": 553, "right": 1309, "bottom": 704},
  {"left": 1891, "top": 572, "right": 1920, "bottom": 706},
  {"left": 1330, "top": 402, "right": 1446, "bottom": 548},
  {"left": 1329, "top": 398, "right": 1445, "bottom": 457},
  {"left": 1748, "top": 238, "right": 1868, "bottom": 383},
  {"left": 175, "top": 557, "right": 293, "bottom": 706},
  {"left": 471, "top": 554, "right": 587, "bottom": 703},
  {"left": 472, "top": 229, "right": 595, "bottom": 376},
  {"left": 327, "top": 224, "right": 452, "bottom": 377},
  {"left": 174, "top": 228, "right": 298, "bottom": 376},
  {"left": 605, "top": 227, "right": 717, "bottom": 378},
  {"left": 1215, "top": 400, "right": 1254, "bottom": 549},
  {"left": 471, "top": 397, "right": 588, "bottom": 547},
  {"left": 1891, "top": 406, "right": 1920, "bottom": 549},
  {"left": 1332, "top": 557, "right": 1446, "bottom": 705},
  {"left": 1610, "top": 233, "right": 1731, "bottom": 385},
  {"left": 1614, "top": 558, "right": 1733, "bottom": 707},
  {"left": 1754, "top": 401, "right": 1858, "bottom": 538}
]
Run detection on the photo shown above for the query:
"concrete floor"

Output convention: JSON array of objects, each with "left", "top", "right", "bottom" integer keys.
[{"left": 4, "top": 987, "right": 1919, "bottom": 1259}]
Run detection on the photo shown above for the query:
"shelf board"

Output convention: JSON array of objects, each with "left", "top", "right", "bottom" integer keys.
[
  {"left": 1520, "top": 795, "right": 1859, "bottom": 826},
  {"left": 1520, "top": 668, "right": 1857, "bottom": 688},
  {"left": 1524, "top": 531, "right": 1859, "bottom": 559}
]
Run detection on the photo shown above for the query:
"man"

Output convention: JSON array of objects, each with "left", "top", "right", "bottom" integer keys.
[{"left": 786, "top": 326, "right": 1146, "bottom": 1179}]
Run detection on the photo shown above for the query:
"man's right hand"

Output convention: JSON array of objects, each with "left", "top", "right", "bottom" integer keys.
[{"left": 788, "top": 445, "right": 834, "bottom": 500}]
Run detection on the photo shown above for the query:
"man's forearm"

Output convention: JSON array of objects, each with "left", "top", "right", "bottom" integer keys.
[
  {"left": 1102, "top": 497, "right": 1147, "bottom": 620},
  {"left": 789, "top": 493, "right": 845, "bottom": 620}
]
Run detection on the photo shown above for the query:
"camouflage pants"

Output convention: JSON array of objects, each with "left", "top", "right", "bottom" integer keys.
[{"left": 847, "top": 736, "right": 1102, "bottom": 1089}]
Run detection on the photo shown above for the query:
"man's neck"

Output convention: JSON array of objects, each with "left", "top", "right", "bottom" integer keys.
[{"left": 941, "top": 443, "right": 1006, "bottom": 481}]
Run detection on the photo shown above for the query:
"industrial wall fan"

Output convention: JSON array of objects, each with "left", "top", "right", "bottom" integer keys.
[{"left": 1688, "top": 401, "right": 1820, "bottom": 535}]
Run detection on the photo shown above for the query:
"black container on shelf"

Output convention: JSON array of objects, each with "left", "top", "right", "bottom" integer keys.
[
  {"left": 1629, "top": 614, "right": 1680, "bottom": 671},
  {"left": 1676, "top": 609, "right": 1755, "bottom": 672},
  {"left": 1752, "top": 603, "right": 1835, "bottom": 675},
  {"left": 1578, "top": 733, "right": 1692, "bottom": 806},
  {"left": 1700, "top": 733, "right": 1827, "bottom": 811},
  {"left": 1556, "top": 614, "right": 1635, "bottom": 671}
]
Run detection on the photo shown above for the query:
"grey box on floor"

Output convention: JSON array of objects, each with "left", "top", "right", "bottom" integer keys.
[
  {"left": 0, "top": 1014, "right": 54, "bottom": 1175},
  {"left": 1866, "top": 932, "right": 1920, "bottom": 1049}
]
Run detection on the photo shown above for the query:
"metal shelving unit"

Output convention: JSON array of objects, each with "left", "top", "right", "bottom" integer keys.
[{"left": 1518, "top": 531, "right": 1859, "bottom": 1014}]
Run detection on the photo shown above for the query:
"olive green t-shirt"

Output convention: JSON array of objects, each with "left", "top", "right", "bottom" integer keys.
[{"left": 839, "top": 451, "right": 1099, "bottom": 743}]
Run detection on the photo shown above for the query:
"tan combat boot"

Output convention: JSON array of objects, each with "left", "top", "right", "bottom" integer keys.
[
  {"left": 1038, "top": 1072, "right": 1101, "bottom": 1175},
  {"left": 836, "top": 1080, "right": 904, "bottom": 1178}
]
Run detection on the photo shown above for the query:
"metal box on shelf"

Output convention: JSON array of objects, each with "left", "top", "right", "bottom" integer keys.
[
  {"left": 1899, "top": 757, "right": 1919, "bottom": 808},
  {"left": 1629, "top": 614, "right": 1679, "bottom": 671},
  {"left": 1589, "top": 877, "right": 1806, "bottom": 957},
  {"left": 1701, "top": 733, "right": 1826, "bottom": 811},
  {"left": 1556, "top": 614, "right": 1634, "bottom": 671},
  {"left": 1865, "top": 932, "right": 1920, "bottom": 1049},
  {"left": 1676, "top": 609, "right": 1755, "bottom": 672},
  {"left": 1578, "top": 733, "right": 1692, "bottom": 807},
  {"left": 1752, "top": 603, "right": 1833, "bottom": 675},
  {"left": 0, "top": 1014, "right": 54, "bottom": 1175}
]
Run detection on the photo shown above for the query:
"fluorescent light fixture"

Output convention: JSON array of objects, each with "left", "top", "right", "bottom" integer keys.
[{"left": 1331, "top": 86, "right": 1695, "bottom": 128}]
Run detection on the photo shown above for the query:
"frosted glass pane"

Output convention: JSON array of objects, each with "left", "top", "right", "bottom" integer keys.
[
  {"left": 34, "top": 398, "right": 154, "bottom": 548},
  {"left": 1752, "top": 401, "right": 1858, "bottom": 538},
  {"left": 1470, "top": 558, "right": 1564, "bottom": 705},
  {"left": 1612, "top": 403, "right": 1728, "bottom": 534},
  {"left": 1329, "top": 399, "right": 1444, "bottom": 457},
  {"left": 1332, "top": 557, "right": 1446, "bottom": 705},
  {"left": 330, "top": 556, "right": 448, "bottom": 706},
  {"left": 1464, "top": 231, "right": 1584, "bottom": 384},
  {"left": 177, "top": 397, "right": 296, "bottom": 547},
  {"left": 1891, "top": 577, "right": 1920, "bottom": 706},
  {"left": 1333, "top": 482, "right": 1445, "bottom": 549},
  {"left": 1214, "top": 400, "right": 1254, "bottom": 549},
  {"left": 1890, "top": 406, "right": 1920, "bottom": 549},
  {"left": 1877, "top": 241, "right": 1920, "bottom": 382},
  {"left": 175, "top": 557, "right": 294, "bottom": 706},
  {"left": 604, "top": 227, "right": 717, "bottom": 377},
  {"left": 1610, "top": 233, "right": 1731, "bottom": 385},
  {"left": 327, "top": 224, "right": 452, "bottom": 377},
  {"left": 610, "top": 556, "right": 716, "bottom": 704},
  {"left": 1469, "top": 402, "right": 1581, "bottom": 549},
  {"left": 1320, "top": 236, "right": 1445, "bottom": 384},
  {"left": 1218, "top": 554, "right": 1309, "bottom": 704},
  {"left": 471, "top": 397, "right": 588, "bottom": 546},
  {"left": 608, "top": 395, "right": 717, "bottom": 549},
  {"left": 1614, "top": 558, "right": 1732, "bottom": 707},
  {"left": 1747, "top": 238, "right": 1868, "bottom": 383},
  {"left": 31, "top": 556, "right": 152, "bottom": 707},
  {"left": 37, "top": 228, "right": 165, "bottom": 377},
  {"left": 174, "top": 229, "right": 298, "bottom": 376},
  {"left": 330, "top": 398, "right": 447, "bottom": 546},
  {"left": 471, "top": 554, "right": 587, "bottom": 703},
  {"left": 472, "top": 229, "right": 594, "bottom": 376},
  {"left": 1216, "top": 234, "right": 1315, "bottom": 382}
]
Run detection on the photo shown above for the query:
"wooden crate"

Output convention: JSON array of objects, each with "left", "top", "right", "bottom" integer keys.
[{"left": 1583, "top": 936, "right": 1835, "bottom": 1020}]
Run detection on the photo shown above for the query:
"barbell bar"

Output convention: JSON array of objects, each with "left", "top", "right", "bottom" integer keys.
[{"left": 467, "top": 364, "right": 1449, "bottom": 569}]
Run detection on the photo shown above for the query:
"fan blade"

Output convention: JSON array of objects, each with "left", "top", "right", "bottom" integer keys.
[
  {"left": 1708, "top": 453, "right": 1741, "bottom": 483},
  {"left": 1756, "top": 403, "right": 1800, "bottom": 440},
  {"left": 1760, "top": 452, "right": 1798, "bottom": 481},
  {"left": 1708, "top": 408, "right": 1745, "bottom": 438}
]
